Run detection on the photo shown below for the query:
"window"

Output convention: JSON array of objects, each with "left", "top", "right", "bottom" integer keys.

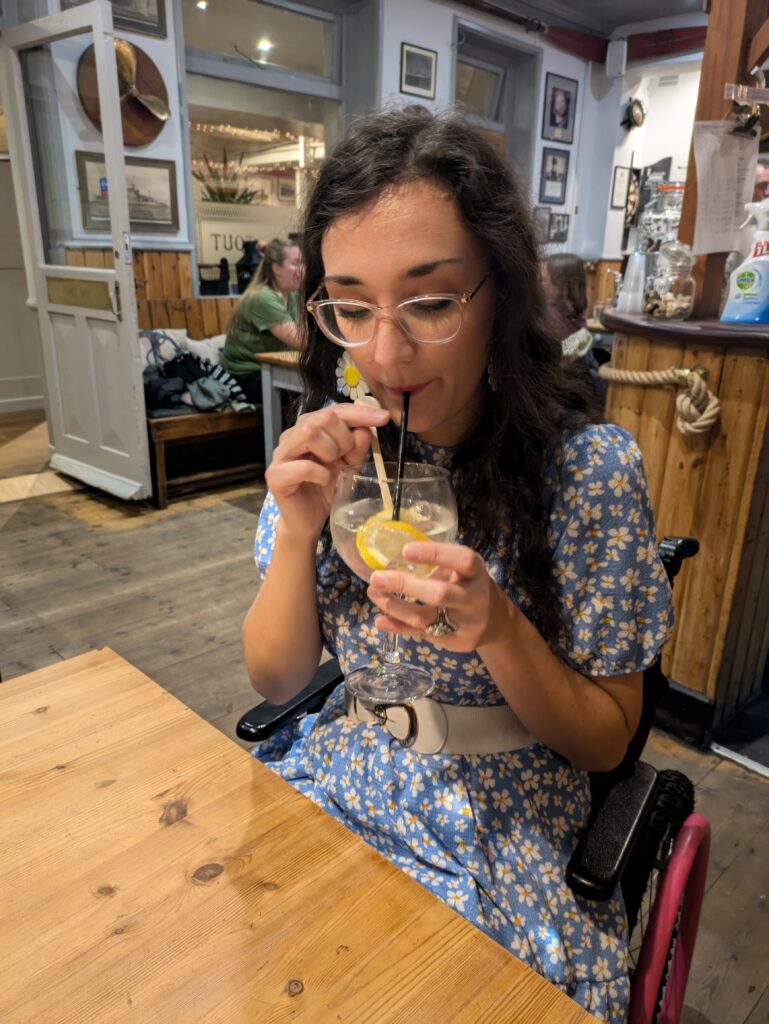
[
  {"left": 455, "top": 57, "right": 504, "bottom": 122},
  {"left": 182, "top": 0, "right": 337, "bottom": 80},
  {"left": 187, "top": 73, "right": 340, "bottom": 273}
]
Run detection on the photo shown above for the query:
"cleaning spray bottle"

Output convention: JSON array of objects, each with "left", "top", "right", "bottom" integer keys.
[{"left": 721, "top": 198, "right": 769, "bottom": 323}]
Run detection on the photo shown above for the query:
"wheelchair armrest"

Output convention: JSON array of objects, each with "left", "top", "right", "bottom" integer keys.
[
  {"left": 658, "top": 536, "right": 699, "bottom": 584},
  {"left": 566, "top": 761, "right": 658, "bottom": 902},
  {"left": 236, "top": 658, "right": 344, "bottom": 742}
]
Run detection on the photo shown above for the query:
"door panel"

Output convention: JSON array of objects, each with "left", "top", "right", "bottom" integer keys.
[{"left": 0, "top": 2, "right": 151, "bottom": 499}]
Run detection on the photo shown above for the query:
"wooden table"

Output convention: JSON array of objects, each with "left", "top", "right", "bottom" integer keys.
[
  {"left": 0, "top": 649, "right": 598, "bottom": 1023},
  {"left": 254, "top": 350, "right": 302, "bottom": 467}
]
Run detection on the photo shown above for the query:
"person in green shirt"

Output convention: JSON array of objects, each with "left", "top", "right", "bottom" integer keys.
[{"left": 221, "top": 237, "right": 303, "bottom": 403}]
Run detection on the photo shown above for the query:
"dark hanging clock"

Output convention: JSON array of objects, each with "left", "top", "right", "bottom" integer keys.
[{"left": 621, "top": 98, "right": 646, "bottom": 130}]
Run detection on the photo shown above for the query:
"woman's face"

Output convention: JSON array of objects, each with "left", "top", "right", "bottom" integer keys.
[
  {"left": 273, "top": 245, "right": 303, "bottom": 292},
  {"left": 320, "top": 180, "right": 496, "bottom": 447},
  {"left": 553, "top": 90, "right": 567, "bottom": 118}
]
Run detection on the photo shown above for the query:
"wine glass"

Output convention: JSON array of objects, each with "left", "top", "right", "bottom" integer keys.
[{"left": 330, "top": 462, "right": 458, "bottom": 706}]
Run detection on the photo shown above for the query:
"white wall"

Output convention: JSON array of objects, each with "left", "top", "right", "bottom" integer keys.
[
  {"left": 601, "top": 60, "right": 701, "bottom": 257},
  {"left": 0, "top": 161, "right": 45, "bottom": 412},
  {"left": 378, "top": 0, "right": 590, "bottom": 253},
  {"left": 377, "top": 1, "right": 704, "bottom": 260}
]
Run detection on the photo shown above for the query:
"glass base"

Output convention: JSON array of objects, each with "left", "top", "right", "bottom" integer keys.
[{"left": 345, "top": 660, "right": 435, "bottom": 706}]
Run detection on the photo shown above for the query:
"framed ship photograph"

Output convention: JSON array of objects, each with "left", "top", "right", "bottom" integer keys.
[
  {"left": 62, "top": 0, "right": 166, "bottom": 38},
  {"left": 76, "top": 151, "right": 179, "bottom": 233}
]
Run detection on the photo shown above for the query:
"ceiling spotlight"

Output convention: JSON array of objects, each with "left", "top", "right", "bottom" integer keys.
[
  {"left": 256, "top": 38, "right": 273, "bottom": 53},
  {"left": 196, "top": 0, "right": 207, "bottom": 8}
]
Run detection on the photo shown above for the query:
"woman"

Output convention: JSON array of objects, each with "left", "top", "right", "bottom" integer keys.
[
  {"left": 221, "top": 237, "right": 303, "bottom": 404},
  {"left": 243, "top": 108, "right": 672, "bottom": 1022},
  {"left": 541, "top": 252, "right": 607, "bottom": 416}
]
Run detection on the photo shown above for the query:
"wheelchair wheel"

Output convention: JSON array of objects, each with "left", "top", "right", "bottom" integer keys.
[{"left": 625, "top": 770, "right": 694, "bottom": 1010}]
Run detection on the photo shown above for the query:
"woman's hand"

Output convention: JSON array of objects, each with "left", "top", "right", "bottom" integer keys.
[
  {"left": 367, "top": 540, "right": 510, "bottom": 653},
  {"left": 265, "top": 403, "right": 390, "bottom": 543}
]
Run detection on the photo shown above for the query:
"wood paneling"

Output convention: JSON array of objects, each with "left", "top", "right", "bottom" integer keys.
[
  {"left": 584, "top": 259, "right": 622, "bottom": 319},
  {"left": 603, "top": 323, "right": 769, "bottom": 719},
  {"left": 65, "top": 249, "right": 236, "bottom": 338},
  {"left": 136, "top": 296, "right": 237, "bottom": 337}
]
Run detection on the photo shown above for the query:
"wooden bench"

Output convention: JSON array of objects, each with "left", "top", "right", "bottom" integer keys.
[{"left": 147, "top": 409, "right": 264, "bottom": 509}]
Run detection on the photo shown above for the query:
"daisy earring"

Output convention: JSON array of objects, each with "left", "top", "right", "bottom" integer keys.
[{"left": 335, "top": 351, "right": 371, "bottom": 401}]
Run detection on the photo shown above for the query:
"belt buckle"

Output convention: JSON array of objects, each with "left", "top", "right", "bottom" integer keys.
[{"left": 362, "top": 699, "right": 419, "bottom": 749}]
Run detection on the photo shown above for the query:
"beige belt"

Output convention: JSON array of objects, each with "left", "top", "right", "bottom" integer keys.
[{"left": 344, "top": 690, "right": 534, "bottom": 756}]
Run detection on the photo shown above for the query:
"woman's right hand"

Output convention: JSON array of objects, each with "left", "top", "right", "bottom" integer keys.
[{"left": 265, "top": 403, "right": 390, "bottom": 543}]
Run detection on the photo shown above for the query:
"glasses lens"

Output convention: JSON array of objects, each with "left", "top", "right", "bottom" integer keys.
[
  {"left": 315, "top": 301, "right": 374, "bottom": 347},
  {"left": 397, "top": 296, "right": 462, "bottom": 343}
]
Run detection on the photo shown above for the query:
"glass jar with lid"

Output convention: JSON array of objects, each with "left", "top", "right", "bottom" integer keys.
[
  {"left": 638, "top": 182, "right": 686, "bottom": 249},
  {"left": 644, "top": 240, "right": 695, "bottom": 320}
]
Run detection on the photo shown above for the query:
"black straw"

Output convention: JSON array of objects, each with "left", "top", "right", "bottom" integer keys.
[{"left": 392, "top": 392, "right": 410, "bottom": 521}]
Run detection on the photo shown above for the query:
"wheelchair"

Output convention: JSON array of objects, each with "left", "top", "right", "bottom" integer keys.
[{"left": 237, "top": 535, "right": 710, "bottom": 1024}]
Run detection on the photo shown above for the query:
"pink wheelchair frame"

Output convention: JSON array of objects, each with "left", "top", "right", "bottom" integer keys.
[{"left": 629, "top": 813, "right": 711, "bottom": 1024}]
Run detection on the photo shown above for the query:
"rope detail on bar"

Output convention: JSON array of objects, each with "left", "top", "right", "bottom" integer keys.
[{"left": 598, "top": 365, "right": 720, "bottom": 436}]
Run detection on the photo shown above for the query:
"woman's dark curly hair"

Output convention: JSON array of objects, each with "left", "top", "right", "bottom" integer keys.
[{"left": 297, "top": 106, "right": 591, "bottom": 644}]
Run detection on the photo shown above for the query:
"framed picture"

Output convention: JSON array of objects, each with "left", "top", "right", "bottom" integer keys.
[
  {"left": 76, "top": 151, "right": 179, "bottom": 233},
  {"left": 539, "top": 147, "right": 570, "bottom": 205},
  {"left": 533, "top": 206, "right": 551, "bottom": 245},
  {"left": 277, "top": 176, "right": 296, "bottom": 204},
  {"left": 611, "top": 166, "right": 630, "bottom": 209},
  {"left": 62, "top": 0, "right": 166, "bottom": 38},
  {"left": 400, "top": 43, "right": 437, "bottom": 100},
  {"left": 541, "top": 72, "right": 578, "bottom": 145},
  {"left": 547, "top": 212, "right": 570, "bottom": 244},
  {"left": 624, "top": 167, "right": 642, "bottom": 228}
]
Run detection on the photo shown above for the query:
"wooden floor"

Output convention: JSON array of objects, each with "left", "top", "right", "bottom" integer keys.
[
  {"left": 1, "top": 479, "right": 768, "bottom": 1023},
  {"left": 0, "top": 410, "right": 49, "bottom": 477}
]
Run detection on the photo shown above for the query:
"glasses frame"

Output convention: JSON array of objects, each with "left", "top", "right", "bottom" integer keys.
[{"left": 305, "top": 273, "right": 489, "bottom": 348}]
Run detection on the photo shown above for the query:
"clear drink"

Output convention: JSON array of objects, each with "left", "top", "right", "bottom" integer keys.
[
  {"left": 330, "top": 462, "right": 458, "bottom": 704},
  {"left": 330, "top": 497, "right": 457, "bottom": 582}
]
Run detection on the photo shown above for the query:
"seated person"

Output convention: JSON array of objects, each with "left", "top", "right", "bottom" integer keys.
[
  {"left": 242, "top": 107, "right": 672, "bottom": 1023},
  {"left": 220, "top": 238, "right": 303, "bottom": 404},
  {"left": 541, "top": 252, "right": 607, "bottom": 415}
]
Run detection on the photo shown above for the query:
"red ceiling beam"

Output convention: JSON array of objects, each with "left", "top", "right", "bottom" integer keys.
[{"left": 453, "top": 1, "right": 707, "bottom": 65}]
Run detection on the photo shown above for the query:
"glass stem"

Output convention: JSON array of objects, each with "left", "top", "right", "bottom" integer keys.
[{"left": 381, "top": 628, "right": 402, "bottom": 666}]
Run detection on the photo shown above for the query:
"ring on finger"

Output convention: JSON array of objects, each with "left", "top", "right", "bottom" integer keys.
[{"left": 425, "top": 606, "right": 458, "bottom": 638}]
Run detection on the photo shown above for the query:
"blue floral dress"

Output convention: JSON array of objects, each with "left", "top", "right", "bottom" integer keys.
[{"left": 252, "top": 423, "right": 673, "bottom": 1022}]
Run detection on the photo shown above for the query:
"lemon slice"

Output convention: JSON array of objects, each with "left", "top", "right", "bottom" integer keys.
[{"left": 356, "top": 511, "right": 430, "bottom": 573}]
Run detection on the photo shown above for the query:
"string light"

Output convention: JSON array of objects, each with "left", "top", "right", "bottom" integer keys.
[
  {"left": 191, "top": 158, "right": 308, "bottom": 175},
  {"left": 188, "top": 121, "right": 324, "bottom": 148}
]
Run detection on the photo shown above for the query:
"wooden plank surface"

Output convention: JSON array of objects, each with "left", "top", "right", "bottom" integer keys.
[
  {"left": 254, "top": 350, "right": 301, "bottom": 369},
  {"left": 0, "top": 649, "right": 599, "bottom": 1024}
]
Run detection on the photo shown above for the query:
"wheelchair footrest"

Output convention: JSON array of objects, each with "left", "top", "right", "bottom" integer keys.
[{"left": 566, "top": 761, "right": 658, "bottom": 902}]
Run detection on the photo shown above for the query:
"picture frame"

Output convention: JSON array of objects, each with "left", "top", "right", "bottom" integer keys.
[
  {"left": 533, "top": 206, "right": 551, "bottom": 245},
  {"left": 539, "top": 147, "right": 570, "bottom": 205},
  {"left": 277, "top": 176, "right": 296, "bottom": 204},
  {"left": 541, "top": 72, "right": 578, "bottom": 145},
  {"left": 61, "top": 0, "right": 166, "bottom": 38},
  {"left": 400, "top": 43, "right": 437, "bottom": 100},
  {"left": 624, "top": 167, "right": 642, "bottom": 228},
  {"left": 547, "top": 212, "right": 570, "bottom": 244},
  {"left": 76, "top": 151, "right": 179, "bottom": 233},
  {"left": 611, "top": 166, "right": 630, "bottom": 209}
]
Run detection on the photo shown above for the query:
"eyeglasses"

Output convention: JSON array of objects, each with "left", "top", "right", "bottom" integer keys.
[{"left": 306, "top": 273, "right": 489, "bottom": 348}]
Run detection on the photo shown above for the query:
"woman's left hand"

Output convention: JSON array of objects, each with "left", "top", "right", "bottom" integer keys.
[{"left": 367, "top": 541, "right": 508, "bottom": 652}]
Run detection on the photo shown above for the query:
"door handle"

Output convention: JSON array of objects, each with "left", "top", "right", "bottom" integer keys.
[{"left": 109, "top": 281, "right": 122, "bottom": 322}]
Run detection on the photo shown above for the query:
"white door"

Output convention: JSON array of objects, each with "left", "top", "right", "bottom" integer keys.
[{"left": 0, "top": 1, "right": 151, "bottom": 499}]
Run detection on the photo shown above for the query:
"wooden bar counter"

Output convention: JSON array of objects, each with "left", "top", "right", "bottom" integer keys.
[{"left": 601, "top": 309, "right": 769, "bottom": 736}]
